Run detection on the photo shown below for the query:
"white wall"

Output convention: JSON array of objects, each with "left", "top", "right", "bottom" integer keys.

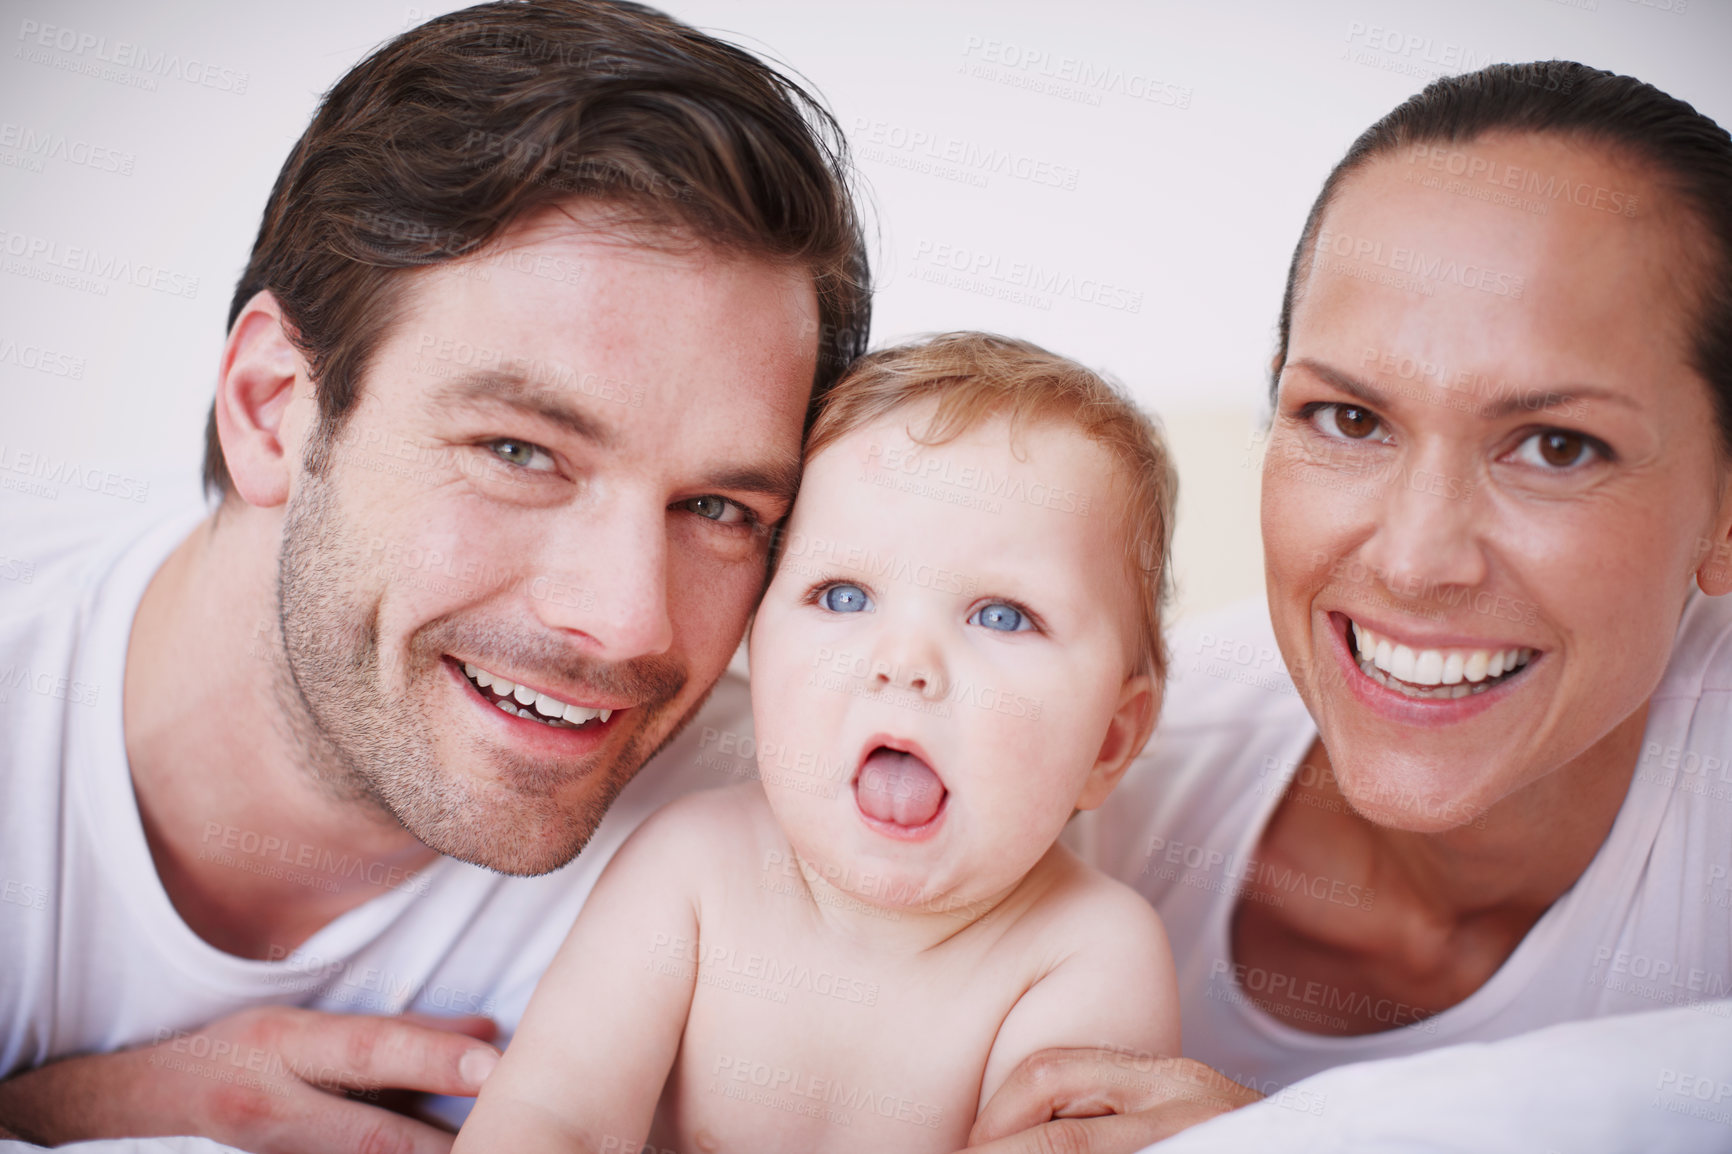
[{"left": 2, "top": 0, "right": 1724, "bottom": 620}]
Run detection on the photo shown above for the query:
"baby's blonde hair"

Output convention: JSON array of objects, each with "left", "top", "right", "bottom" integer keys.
[{"left": 801, "top": 332, "right": 1177, "bottom": 682}]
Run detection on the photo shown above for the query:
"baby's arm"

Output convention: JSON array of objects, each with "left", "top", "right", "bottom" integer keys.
[
  {"left": 978, "top": 858, "right": 1181, "bottom": 1110},
  {"left": 454, "top": 796, "right": 715, "bottom": 1153}
]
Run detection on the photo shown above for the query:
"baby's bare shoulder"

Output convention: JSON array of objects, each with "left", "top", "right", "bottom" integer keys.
[
  {"left": 623, "top": 782, "right": 779, "bottom": 869},
  {"left": 978, "top": 845, "right": 1181, "bottom": 1093},
  {"left": 1012, "top": 843, "right": 1171, "bottom": 958}
]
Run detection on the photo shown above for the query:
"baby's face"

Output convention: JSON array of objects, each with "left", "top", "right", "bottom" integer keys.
[{"left": 749, "top": 409, "right": 1146, "bottom": 915}]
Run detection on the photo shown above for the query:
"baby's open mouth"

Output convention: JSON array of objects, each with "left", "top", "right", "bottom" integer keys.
[
  {"left": 459, "top": 660, "right": 614, "bottom": 729},
  {"left": 1348, "top": 618, "right": 1535, "bottom": 701},
  {"left": 855, "top": 745, "right": 947, "bottom": 828}
]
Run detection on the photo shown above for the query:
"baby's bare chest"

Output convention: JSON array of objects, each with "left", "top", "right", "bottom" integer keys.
[{"left": 651, "top": 914, "right": 1022, "bottom": 1153}]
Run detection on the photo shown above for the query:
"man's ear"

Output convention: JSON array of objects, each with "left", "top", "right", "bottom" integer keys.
[
  {"left": 1075, "top": 672, "right": 1160, "bottom": 811},
  {"left": 213, "top": 291, "right": 312, "bottom": 509}
]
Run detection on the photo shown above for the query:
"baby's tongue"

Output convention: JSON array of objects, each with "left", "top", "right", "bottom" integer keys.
[{"left": 856, "top": 748, "right": 945, "bottom": 827}]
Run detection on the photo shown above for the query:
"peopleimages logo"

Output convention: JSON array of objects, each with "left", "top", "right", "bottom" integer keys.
[
  {"left": 1403, "top": 144, "right": 1640, "bottom": 218},
  {"left": 0, "top": 226, "right": 200, "bottom": 300},
  {"left": 910, "top": 239, "right": 1143, "bottom": 314},
  {"left": 0, "top": 443, "right": 150, "bottom": 503},
  {"left": 1341, "top": 21, "right": 1498, "bottom": 74},
  {"left": 852, "top": 117, "right": 1081, "bottom": 192},
  {"left": 1312, "top": 228, "right": 1525, "bottom": 299},
  {"left": 0, "top": 122, "right": 135, "bottom": 175},
  {"left": 0, "top": 333, "right": 85, "bottom": 379},
  {"left": 958, "top": 35, "right": 1193, "bottom": 110},
  {"left": 15, "top": 19, "right": 249, "bottom": 94}
]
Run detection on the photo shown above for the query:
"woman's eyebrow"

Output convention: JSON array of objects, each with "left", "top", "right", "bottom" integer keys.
[
  {"left": 1476, "top": 386, "right": 1639, "bottom": 419},
  {"left": 1289, "top": 357, "right": 1638, "bottom": 418},
  {"left": 1287, "top": 358, "right": 1388, "bottom": 408}
]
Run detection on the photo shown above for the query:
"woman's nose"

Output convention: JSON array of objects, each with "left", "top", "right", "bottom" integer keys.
[{"left": 1356, "top": 454, "right": 1488, "bottom": 598}]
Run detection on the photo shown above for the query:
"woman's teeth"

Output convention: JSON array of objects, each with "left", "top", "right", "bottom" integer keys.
[
  {"left": 1349, "top": 621, "right": 1534, "bottom": 700},
  {"left": 461, "top": 662, "right": 613, "bottom": 728}
]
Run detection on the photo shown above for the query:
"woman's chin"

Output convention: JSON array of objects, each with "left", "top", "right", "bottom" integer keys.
[{"left": 1328, "top": 757, "right": 1498, "bottom": 834}]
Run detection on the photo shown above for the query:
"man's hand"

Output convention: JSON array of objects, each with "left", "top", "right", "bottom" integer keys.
[
  {"left": 963, "top": 1048, "right": 1263, "bottom": 1154},
  {"left": 0, "top": 1007, "right": 501, "bottom": 1152}
]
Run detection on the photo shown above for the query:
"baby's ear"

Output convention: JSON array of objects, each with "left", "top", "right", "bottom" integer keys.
[{"left": 1075, "top": 673, "right": 1160, "bottom": 810}]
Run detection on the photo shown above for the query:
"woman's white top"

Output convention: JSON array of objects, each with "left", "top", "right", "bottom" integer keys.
[{"left": 1083, "top": 594, "right": 1732, "bottom": 1092}]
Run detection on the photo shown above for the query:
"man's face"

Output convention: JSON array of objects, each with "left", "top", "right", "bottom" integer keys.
[{"left": 276, "top": 204, "right": 817, "bottom": 875}]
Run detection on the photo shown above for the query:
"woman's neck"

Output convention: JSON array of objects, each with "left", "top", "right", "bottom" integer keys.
[
  {"left": 1362, "top": 701, "right": 1648, "bottom": 919},
  {"left": 1230, "top": 704, "right": 1648, "bottom": 1036}
]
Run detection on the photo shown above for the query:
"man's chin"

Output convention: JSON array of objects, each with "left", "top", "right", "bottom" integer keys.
[
  {"left": 393, "top": 686, "right": 715, "bottom": 876},
  {"left": 382, "top": 770, "right": 623, "bottom": 877},
  {"left": 409, "top": 797, "right": 614, "bottom": 876}
]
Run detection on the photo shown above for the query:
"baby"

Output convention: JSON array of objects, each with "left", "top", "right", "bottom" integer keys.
[{"left": 456, "top": 332, "right": 1181, "bottom": 1153}]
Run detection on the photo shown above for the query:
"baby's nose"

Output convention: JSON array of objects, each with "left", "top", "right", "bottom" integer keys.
[{"left": 873, "top": 657, "right": 946, "bottom": 698}]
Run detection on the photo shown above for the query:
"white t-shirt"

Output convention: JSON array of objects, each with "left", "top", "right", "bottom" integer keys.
[
  {"left": 1082, "top": 596, "right": 1732, "bottom": 1093},
  {"left": 0, "top": 506, "right": 754, "bottom": 1119}
]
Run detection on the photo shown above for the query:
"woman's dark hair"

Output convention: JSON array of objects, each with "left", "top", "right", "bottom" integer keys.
[
  {"left": 1272, "top": 60, "right": 1732, "bottom": 450},
  {"left": 204, "top": 0, "right": 869, "bottom": 497}
]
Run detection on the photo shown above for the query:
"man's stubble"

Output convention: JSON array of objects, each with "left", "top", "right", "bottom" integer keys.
[{"left": 270, "top": 467, "right": 699, "bottom": 876}]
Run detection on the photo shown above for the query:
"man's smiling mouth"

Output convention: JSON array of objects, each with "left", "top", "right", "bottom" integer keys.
[
  {"left": 459, "top": 661, "right": 615, "bottom": 729},
  {"left": 1348, "top": 618, "right": 1535, "bottom": 700}
]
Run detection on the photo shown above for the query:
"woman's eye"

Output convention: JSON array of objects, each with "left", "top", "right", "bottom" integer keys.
[
  {"left": 821, "top": 583, "right": 872, "bottom": 613},
  {"left": 487, "top": 439, "right": 557, "bottom": 472},
  {"left": 1511, "top": 429, "right": 1602, "bottom": 470},
  {"left": 1316, "top": 403, "right": 1384, "bottom": 441},
  {"left": 682, "top": 495, "right": 749, "bottom": 524},
  {"left": 970, "top": 602, "right": 1028, "bottom": 633}
]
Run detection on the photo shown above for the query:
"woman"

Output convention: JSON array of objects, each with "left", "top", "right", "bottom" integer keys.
[{"left": 972, "top": 60, "right": 1732, "bottom": 1151}]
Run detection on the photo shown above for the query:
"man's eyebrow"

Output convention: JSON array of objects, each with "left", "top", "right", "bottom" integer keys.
[
  {"left": 429, "top": 369, "right": 616, "bottom": 447},
  {"left": 1287, "top": 357, "right": 1637, "bottom": 419},
  {"left": 706, "top": 459, "right": 803, "bottom": 511},
  {"left": 431, "top": 368, "right": 802, "bottom": 508}
]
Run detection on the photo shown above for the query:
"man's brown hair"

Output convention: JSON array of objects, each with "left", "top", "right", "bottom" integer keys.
[
  {"left": 802, "top": 332, "right": 1178, "bottom": 682},
  {"left": 205, "top": 0, "right": 870, "bottom": 496}
]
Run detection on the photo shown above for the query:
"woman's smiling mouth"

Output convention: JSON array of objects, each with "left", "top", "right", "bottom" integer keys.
[{"left": 1347, "top": 617, "right": 1537, "bottom": 700}]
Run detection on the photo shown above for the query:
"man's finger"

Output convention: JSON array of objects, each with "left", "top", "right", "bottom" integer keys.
[
  {"left": 397, "top": 1012, "right": 499, "bottom": 1044},
  {"left": 274, "top": 1092, "right": 461, "bottom": 1154},
  {"left": 962, "top": 1110, "right": 1169, "bottom": 1154},
  {"left": 969, "top": 1049, "right": 1145, "bottom": 1146},
  {"left": 268, "top": 1010, "right": 502, "bottom": 1097}
]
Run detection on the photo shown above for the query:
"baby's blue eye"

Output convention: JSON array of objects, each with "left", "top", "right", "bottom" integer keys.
[
  {"left": 971, "top": 602, "right": 1025, "bottom": 632},
  {"left": 822, "top": 584, "right": 872, "bottom": 613}
]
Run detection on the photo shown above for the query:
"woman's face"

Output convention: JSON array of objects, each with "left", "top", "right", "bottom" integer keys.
[{"left": 1264, "top": 131, "right": 1732, "bottom": 831}]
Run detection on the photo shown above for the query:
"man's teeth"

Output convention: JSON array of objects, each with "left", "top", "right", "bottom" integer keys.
[
  {"left": 1349, "top": 621, "right": 1534, "bottom": 700},
  {"left": 461, "top": 662, "right": 613, "bottom": 727}
]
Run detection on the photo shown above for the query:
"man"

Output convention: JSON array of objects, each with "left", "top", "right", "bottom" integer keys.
[{"left": 0, "top": 2, "right": 867, "bottom": 1148}]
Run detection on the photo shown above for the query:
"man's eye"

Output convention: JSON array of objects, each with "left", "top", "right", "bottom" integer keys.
[
  {"left": 969, "top": 602, "right": 1029, "bottom": 632},
  {"left": 821, "top": 583, "right": 872, "bottom": 613},
  {"left": 682, "top": 495, "right": 750, "bottom": 524},
  {"left": 487, "top": 439, "right": 557, "bottom": 471},
  {"left": 1510, "top": 429, "right": 1605, "bottom": 470},
  {"left": 1315, "top": 403, "right": 1384, "bottom": 441}
]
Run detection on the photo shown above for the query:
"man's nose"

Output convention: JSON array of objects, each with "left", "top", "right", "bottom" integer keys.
[{"left": 529, "top": 497, "right": 673, "bottom": 658}]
